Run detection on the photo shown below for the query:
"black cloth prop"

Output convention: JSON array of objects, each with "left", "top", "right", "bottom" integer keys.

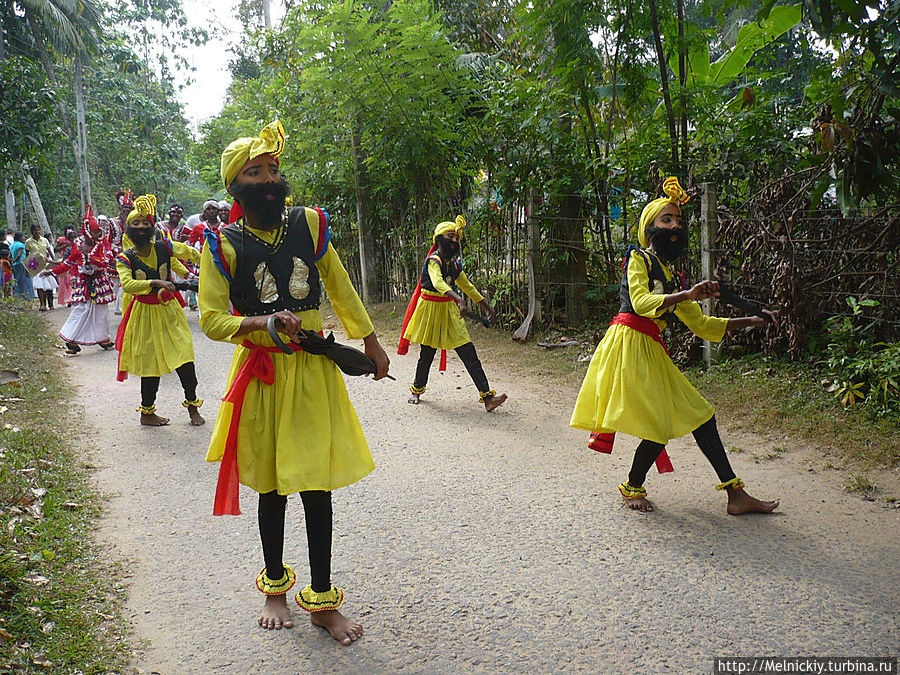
[
  {"left": 172, "top": 279, "right": 199, "bottom": 293},
  {"left": 716, "top": 282, "right": 773, "bottom": 323},
  {"left": 266, "top": 315, "right": 395, "bottom": 379},
  {"left": 464, "top": 312, "right": 492, "bottom": 328}
]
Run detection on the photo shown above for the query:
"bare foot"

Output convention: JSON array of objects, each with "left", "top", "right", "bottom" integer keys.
[
  {"left": 623, "top": 495, "right": 654, "bottom": 512},
  {"left": 484, "top": 393, "right": 508, "bottom": 412},
  {"left": 188, "top": 407, "right": 205, "bottom": 426},
  {"left": 726, "top": 487, "right": 779, "bottom": 515},
  {"left": 310, "top": 610, "right": 362, "bottom": 646},
  {"left": 407, "top": 393, "right": 421, "bottom": 405},
  {"left": 140, "top": 413, "right": 170, "bottom": 426},
  {"left": 258, "top": 594, "right": 294, "bottom": 630}
]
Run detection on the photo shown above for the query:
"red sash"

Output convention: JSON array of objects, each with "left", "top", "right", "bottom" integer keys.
[
  {"left": 115, "top": 290, "right": 186, "bottom": 382},
  {"left": 587, "top": 312, "right": 674, "bottom": 474}
]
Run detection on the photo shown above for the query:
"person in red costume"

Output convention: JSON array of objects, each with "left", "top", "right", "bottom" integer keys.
[{"left": 40, "top": 206, "right": 116, "bottom": 355}]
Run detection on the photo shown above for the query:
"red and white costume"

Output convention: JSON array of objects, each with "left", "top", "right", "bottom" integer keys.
[{"left": 52, "top": 206, "right": 115, "bottom": 346}]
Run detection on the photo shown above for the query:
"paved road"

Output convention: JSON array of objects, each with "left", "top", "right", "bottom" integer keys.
[{"left": 49, "top": 308, "right": 899, "bottom": 674}]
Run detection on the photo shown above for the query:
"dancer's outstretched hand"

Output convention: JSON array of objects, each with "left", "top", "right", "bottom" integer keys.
[{"left": 363, "top": 333, "right": 391, "bottom": 381}]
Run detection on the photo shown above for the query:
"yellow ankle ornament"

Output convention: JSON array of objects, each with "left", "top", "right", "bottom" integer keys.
[
  {"left": 715, "top": 477, "right": 745, "bottom": 491},
  {"left": 295, "top": 585, "right": 344, "bottom": 613},
  {"left": 182, "top": 398, "right": 204, "bottom": 409},
  {"left": 409, "top": 383, "right": 426, "bottom": 395},
  {"left": 137, "top": 404, "right": 157, "bottom": 415},
  {"left": 618, "top": 481, "right": 648, "bottom": 499},
  {"left": 256, "top": 565, "right": 296, "bottom": 595},
  {"left": 479, "top": 389, "right": 497, "bottom": 404}
]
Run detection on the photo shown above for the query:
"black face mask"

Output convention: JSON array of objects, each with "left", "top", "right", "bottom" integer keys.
[
  {"left": 230, "top": 177, "right": 292, "bottom": 226},
  {"left": 437, "top": 236, "right": 460, "bottom": 258},
  {"left": 646, "top": 226, "right": 688, "bottom": 263},
  {"left": 127, "top": 228, "right": 154, "bottom": 247}
]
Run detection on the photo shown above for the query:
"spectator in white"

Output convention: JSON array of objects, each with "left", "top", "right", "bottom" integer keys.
[
  {"left": 188, "top": 200, "right": 221, "bottom": 248},
  {"left": 217, "top": 200, "right": 231, "bottom": 225}
]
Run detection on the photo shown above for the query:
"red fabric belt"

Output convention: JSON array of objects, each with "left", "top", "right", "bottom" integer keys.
[
  {"left": 586, "top": 312, "right": 674, "bottom": 474},
  {"left": 115, "top": 289, "right": 186, "bottom": 382},
  {"left": 421, "top": 292, "right": 452, "bottom": 302}
]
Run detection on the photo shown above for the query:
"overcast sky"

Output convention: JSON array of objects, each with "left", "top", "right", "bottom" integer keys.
[{"left": 177, "top": 1, "right": 285, "bottom": 134}]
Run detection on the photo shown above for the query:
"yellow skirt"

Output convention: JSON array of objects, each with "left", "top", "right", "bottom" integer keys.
[
  {"left": 206, "top": 334, "right": 375, "bottom": 496},
  {"left": 569, "top": 323, "right": 714, "bottom": 444},
  {"left": 118, "top": 298, "right": 194, "bottom": 377},
  {"left": 403, "top": 293, "right": 472, "bottom": 350}
]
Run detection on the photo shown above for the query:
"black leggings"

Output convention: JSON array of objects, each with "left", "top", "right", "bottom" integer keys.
[
  {"left": 140, "top": 362, "right": 198, "bottom": 407},
  {"left": 627, "top": 416, "right": 737, "bottom": 487},
  {"left": 414, "top": 342, "right": 490, "bottom": 393},
  {"left": 258, "top": 490, "right": 332, "bottom": 593}
]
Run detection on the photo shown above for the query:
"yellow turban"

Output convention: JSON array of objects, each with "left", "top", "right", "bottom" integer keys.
[
  {"left": 433, "top": 215, "right": 466, "bottom": 243},
  {"left": 220, "top": 120, "right": 286, "bottom": 188},
  {"left": 637, "top": 176, "right": 690, "bottom": 247},
  {"left": 126, "top": 194, "right": 157, "bottom": 225}
]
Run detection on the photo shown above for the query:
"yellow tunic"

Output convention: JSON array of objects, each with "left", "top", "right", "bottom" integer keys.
[
  {"left": 403, "top": 257, "right": 485, "bottom": 350},
  {"left": 570, "top": 251, "right": 728, "bottom": 444},
  {"left": 116, "top": 242, "right": 198, "bottom": 377},
  {"left": 199, "top": 214, "right": 376, "bottom": 496}
]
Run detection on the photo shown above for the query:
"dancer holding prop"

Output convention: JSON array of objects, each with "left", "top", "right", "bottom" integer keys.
[
  {"left": 570, "top": 177, "right": 779, "bottom": 515},
  {"left": 199, "top": 120, "right": 390, "bottom": 645}
]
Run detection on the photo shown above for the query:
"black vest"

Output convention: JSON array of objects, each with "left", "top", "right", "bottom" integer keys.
[
  {"left": 124, "top": 240, "right": 172, "bottom": 282},
  {"left": 618, "top": 247, "right": 681, "bottom": 315},
  {"left": 221, "top": 207, "right": 321, "bottom": 317},
  {"left": 420, "top": 254, "right": 461, "bottom": 293}
]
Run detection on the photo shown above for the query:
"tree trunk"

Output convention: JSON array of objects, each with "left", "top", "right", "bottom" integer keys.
[
  {"left": 28, "top": 17, "right": 87, "bottom": 211},
  {"left": 350, "top": 129, "right": 377, "bottom": 304},
  {"left": 513, "top": 188, "right": 538, "bottom": 342},
  {"left": 74, "top": 55, "right": 92, "bottom": 209},
  {"left": 5, "top": 184, "right": 16, "bottom": 232},
  {"left": 262, "top": 0, "right": 272, "bottom": 29},
  {"left": 649, "top": 0, "right": 679, "bottom": 170},
  {"left": 23, "top": 170, "right": 50, "bottom": 234},
  {"left": 676, "top": 0, "right": 688, "bottom": 173}
]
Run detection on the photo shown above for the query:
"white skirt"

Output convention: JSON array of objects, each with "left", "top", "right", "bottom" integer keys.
[
  {"left": 33, "top": 273, "right": 59, "bottom": 292},
  {"left": 59, "top": 302, "right": 110, "bottom": 345}
]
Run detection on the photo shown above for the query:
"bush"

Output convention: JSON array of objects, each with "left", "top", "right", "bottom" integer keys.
[{"left": 825, "top": 297, "right": 900, "bottom": 415}]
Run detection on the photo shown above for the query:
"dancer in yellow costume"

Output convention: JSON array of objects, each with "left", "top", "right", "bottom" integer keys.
[
  {"left": 199, "top": 120, "right": 390, "bottom": 645},
  {"left": 114, "top": 195, "right": 204, "bottom": 427},
  {"left": 398, "top": 216, "right": 507, "bottom": 411},
  {"left": 570, "top": 177, "right": 779, "bottom": 515}
]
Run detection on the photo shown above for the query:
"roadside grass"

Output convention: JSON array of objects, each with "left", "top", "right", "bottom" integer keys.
[
  {"left": 0, "top": 299, "right": 129, "bottom": 674},
  {"left": 365, "top": 302, "right": 899, "bottom": 473}
]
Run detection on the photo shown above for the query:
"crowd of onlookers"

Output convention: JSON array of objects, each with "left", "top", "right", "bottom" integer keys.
[{"left": 0, "top": 197, "right": 231, "bottom": 309}]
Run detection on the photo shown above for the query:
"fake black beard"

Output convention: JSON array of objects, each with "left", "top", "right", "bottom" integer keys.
[
  {"left": 230, "top": 178, "right": 291, "bottom": 225},
  {"left": 647, "top": 226, "right": 688, "bottom": 262},
  {"left": 437, "top": 237, "right": 460, "bottom": 258},
  {"left": 127, "top": 229, "right": 154, "bottom": 247}
]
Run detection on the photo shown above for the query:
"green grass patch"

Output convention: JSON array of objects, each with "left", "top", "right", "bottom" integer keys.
[
  {"left": 0, "top": 299, "right": 129, "bottom": 674},
  {"left": 366, "top": 302, "right": 899, "bottom": 470},
  {"left": 686, "top": 354, "right": 899, "bottom": 468}
]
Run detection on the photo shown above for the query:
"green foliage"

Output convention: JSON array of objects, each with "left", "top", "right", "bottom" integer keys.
[
  {"left": 825, "top": 297, "right": 900, "bottom": 415},
  {"left": 0, "top": 56, "right": 59, "bottom": 173}
]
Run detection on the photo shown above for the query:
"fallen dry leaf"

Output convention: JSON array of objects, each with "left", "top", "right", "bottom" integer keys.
[
  {"left": 31, "top": 653, "right": 52, "bottom": 668},
  {"left": 0, "top": 370, "right": 20, "bottom": 385},
  {"left": 0, "top": 627, "right": 13, "bottom": 642},
  {"left": 22, "top": 574, "right": 49, "bottom": 586}
]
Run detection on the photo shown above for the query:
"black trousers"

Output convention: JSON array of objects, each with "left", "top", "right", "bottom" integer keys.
[
  {"left": 140, "top": 361, "right": 198, "bottom": 407},
  {"left": 627, "top": 416, "right": 737, "bottom": 487},
  {"left": 258, "top": 490, "right": 332, "bottom": 593},
  {"left": 414, "top": 342, "right": 490, "bottom": 393}
]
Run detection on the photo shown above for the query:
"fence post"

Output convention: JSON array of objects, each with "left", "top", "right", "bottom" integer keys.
[{"left": 700, "top": 183, "right": 720, "bottom": 366}]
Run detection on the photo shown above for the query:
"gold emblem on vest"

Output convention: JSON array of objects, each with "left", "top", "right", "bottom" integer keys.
[
  {"left": 289, "top": 257, "right": 310, "bottom": 300},
  {"left": 254, "top": 262, "right": 279, "bottom": 304}
]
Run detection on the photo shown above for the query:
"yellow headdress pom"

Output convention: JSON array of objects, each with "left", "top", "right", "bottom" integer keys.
[
  {"left": 127, "top": 194, "right": 158, "bottom": 225},
  {"left": 662, "top": 176, "right": 690, "bottom": 205}
]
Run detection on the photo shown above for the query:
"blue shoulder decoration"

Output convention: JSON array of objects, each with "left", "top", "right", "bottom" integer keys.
[
  {"left": 204, "top": 228, "right": 231, "bottom": 283},
  {"left": 313, "top": 208, "right": 331, "bottom": 262}
]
